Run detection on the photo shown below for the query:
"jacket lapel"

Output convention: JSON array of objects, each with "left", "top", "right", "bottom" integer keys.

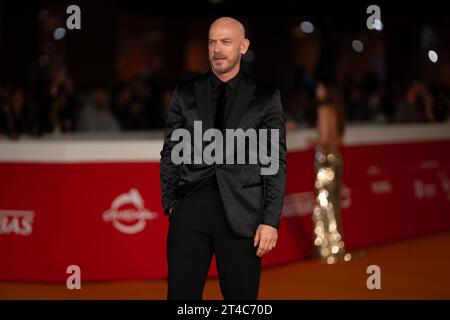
[
  {"left": 226, "top": 73, "right": 256, "bottom": 130},
  {"left": 194, "top": 74, "right": 213, "bottom": 130}
]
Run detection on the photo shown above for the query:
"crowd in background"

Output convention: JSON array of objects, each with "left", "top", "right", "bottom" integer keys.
[
  {"left": 0, "top": 69, "right": 172, "bottom": 139},
  {"left": 1, "top": 68, "right": 449, "bottom": 139},
  {"left": 284, "top": 71, "right": 450, "bottom": 130}
]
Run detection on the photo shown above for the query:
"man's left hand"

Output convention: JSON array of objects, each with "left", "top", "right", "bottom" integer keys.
[{"left": 254, "top": 224, "right": 278, "bottom": 257}]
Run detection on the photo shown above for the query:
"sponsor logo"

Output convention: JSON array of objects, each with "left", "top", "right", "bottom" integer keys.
[
  {"left": 103, "top": 188, "right": 157, "bottom": 234},
  {"left": 0, "top": 210, "right": 35, "bottom": 236}
]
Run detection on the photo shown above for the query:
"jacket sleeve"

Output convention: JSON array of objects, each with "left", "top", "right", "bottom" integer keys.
[
  {"left": 260, "top": 89, "right": 287, "bottom": 230},
  {"left": 160, "top": 86, "right": 183, "bottom": 216}
]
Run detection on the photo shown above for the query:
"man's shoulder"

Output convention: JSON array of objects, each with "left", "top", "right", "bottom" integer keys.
[
  {"left": 174, "top": 72, "right": 208, "bottom": 94},
  {"left": 252, "top": 79, "right": 280, "bottom": 101},
  {"left": 239, "top": 72, "right": 277, "bottom": 97},
  {"left": 172, "top": 71, "right": 280, "bottom": 100}
]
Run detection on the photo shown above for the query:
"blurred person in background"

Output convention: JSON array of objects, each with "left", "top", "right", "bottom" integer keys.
[
  {"left": 77, "top": 88, "right": 120, "bottom": 132},
  {"left": 365, "top": 73, "right": 388, "bottom": 124},
  {"left": 345, "top": 81, "right": 370, "bottom": 122},
  {"left": 316, "top": 81, "right": 345, "bottom": 151},
  {"left": 160, "top": 87, "right": 174, "bottom": 121},
  {"left": 111, "top": 75, "right": 165, "bottom": 130},
  {"left": 49, "top": 70, "right": 79, "bottom": 134},
  {"left": 405, "top": 81, "right": 435, "bottom": 122},
  {"left": 0, "top": 88, "right": 31, "bottom": 139},
  {"left": 111, "top": 83, "right": 133, "bottom": 129},
  {"left": 429, "top": 85, "right": 450, "bottom": 122},
  {"left": 312, "top": 80, "right": 350, "bottom": 264},
  {"left": 0, "top": 86, "right": 8, "bottom": 135},
  {"left": 285, "top": 85, "right": 315, "bottom": 131},
  {"left": 396, "top": 80, "right": 436, "bottom": 123}
]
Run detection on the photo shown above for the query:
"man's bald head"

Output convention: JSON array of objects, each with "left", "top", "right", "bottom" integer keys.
[
  {"left": 209, "top": 17, "right": 246, "bottom": 41},
  {"left": 208, "top": 17, "right": 249, "bottom": 78}
]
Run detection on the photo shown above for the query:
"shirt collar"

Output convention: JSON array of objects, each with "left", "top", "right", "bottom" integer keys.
[{"left": 210, "top": 69, "right": 241, "bottom": 90}]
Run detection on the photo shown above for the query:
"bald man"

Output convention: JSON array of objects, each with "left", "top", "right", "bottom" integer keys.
[{"left": 160, "top": 17, "right": 287, "bottom": 300}]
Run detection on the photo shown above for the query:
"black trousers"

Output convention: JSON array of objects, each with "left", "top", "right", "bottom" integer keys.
[{"left": 166, "top": 176, "right": 261, "bottom": 300}]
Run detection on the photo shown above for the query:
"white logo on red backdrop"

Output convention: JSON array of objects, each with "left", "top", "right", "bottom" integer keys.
[
  {"left": 437, "top": 172, "right": 450, "bottom": 200},
  {"left": 0, "top": 210, "right": 35, "bottom": 236},
  {"left": 102, "top": 188, "right": 158, "bottom": 234},
  {"left": 367, "top": 165, "right": 393, "bottom": 195},
  {"left": 371, "top": 181, "right": 393, "bottom": 194},
  {"left": 282, "top": 186, "right": 352, "bottom": 217},
  {"left": 414, "top": 180, "right": 437, "bottom": 199}
]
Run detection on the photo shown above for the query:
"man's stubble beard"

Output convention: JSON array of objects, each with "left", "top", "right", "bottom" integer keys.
[{"left": 211, "top": 52, "right": 241, "bottom": 75}]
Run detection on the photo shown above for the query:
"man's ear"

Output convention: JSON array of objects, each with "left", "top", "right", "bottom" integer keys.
[{"left": 240, "top": 38, "right": 250, "bottom": 55}]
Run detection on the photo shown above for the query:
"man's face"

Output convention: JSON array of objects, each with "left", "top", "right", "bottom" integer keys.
[{"left": 208, "top": 26, "right": 243, "bottom": 74}]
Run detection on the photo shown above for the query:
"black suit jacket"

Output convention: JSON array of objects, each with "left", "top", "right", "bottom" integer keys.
[{"left": 160, "top": 71, "right": 287, "bottom": 238}]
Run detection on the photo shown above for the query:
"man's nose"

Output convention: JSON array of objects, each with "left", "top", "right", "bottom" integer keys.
[{"left": 213, "top": 44, "right": 224, "bottom": 53}]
